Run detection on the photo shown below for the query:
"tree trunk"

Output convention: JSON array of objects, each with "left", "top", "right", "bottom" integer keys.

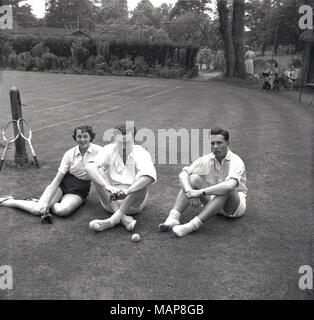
[
  {"left": 217, "top": 0, "right": 235, "bottom": 77},
  {"left": 232, "top": 0, "right": 245, "bottom": 78}
]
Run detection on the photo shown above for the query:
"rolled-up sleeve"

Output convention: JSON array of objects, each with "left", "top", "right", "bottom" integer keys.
[
  {"left": 135, "top": 148, "right": 157, "bottom": 182},
  {"left": 182, "top": 155, "right": 210, "bottom": 176},
  {"left": 58, "top": 151, "right": 71, "bottom": 175},
  {"left": 225, "top": 160, "right": 245, "bottom": 186}
]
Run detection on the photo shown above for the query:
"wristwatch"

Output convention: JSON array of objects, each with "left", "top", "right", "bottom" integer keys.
[{"left": 202, "top": 189, "right": 206, "bottom": 196}]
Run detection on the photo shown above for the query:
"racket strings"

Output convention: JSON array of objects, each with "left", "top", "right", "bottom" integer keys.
[
  {"left": 18, "top": 119, "right": 31, "bottom": 139},
  {"left": 3, "top": 121, "right": 19, "bottom": 142}
]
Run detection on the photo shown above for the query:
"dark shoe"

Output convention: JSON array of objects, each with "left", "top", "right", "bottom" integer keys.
[{"left": 41, "top": 210, "right": 53, "bottom": 224}]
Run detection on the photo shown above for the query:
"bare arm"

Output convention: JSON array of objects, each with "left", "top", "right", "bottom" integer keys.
[
  {"left": 179, "top": 170, "right": 193, "bottom": 192},
  {"left": 85, "top": 162, "right": 110, "bottom": 187},
  {"left": 85, "top": 162, "right": 120, "bottom": 194},
  {"left": 202, "top": 179, "right": 238, "bottom": 195},
  {"left": 125, "top": 176, "right": 154, "bottom": 196},
  {"left": 186, "top": 179, "right": 238, "bottom": 199}
]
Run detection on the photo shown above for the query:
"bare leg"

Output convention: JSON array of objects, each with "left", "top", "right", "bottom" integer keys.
[
  {"left": 197, "top": 191, "right": 240, "bottom": 222},
  {"left": 51, "top": 194, "right": 83, "bottom": 217},
  {"left": 159, "top": 174, "right": 209, "bottom": 231},
  {"left": 119, "top": 188, "right": 147, "bottom": 214},
  {"left": 90, "top": 182, "right": 143, "bottom": 231},
  {"left": 173, "top": 190, "right": 241, "bottom": 237},
  {"left": 0, "top": 187, "right": 63, "bottom": 216}
]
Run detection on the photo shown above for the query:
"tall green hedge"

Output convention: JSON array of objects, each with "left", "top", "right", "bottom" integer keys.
[{"left": 0, "top": 35, "right": 198, "bottom": 69}]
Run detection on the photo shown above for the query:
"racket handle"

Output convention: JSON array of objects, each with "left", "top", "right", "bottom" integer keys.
[
  {"left": 33, "top": 155, "right": 40, "bottom": 168},
  {"left": 0, "top": 159, "right": 4, "bottom": 171}
]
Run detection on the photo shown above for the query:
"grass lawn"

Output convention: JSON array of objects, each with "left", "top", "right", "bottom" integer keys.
[{"left": 0, "top": 70, "right": 313, "bottom": 299}]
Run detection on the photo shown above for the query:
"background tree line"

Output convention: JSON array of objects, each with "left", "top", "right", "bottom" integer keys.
[{"left": 1, "top": 0, "right": 309, "bottom": 78}]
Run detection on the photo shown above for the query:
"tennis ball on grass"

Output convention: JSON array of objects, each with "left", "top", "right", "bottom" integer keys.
[{"left": 131, "top": 233, "right": 141, "bottom": 242}]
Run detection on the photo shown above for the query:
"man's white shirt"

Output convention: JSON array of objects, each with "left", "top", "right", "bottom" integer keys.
[
  {"left": 88, "top": 143, "right": 157, "bottom": 185},
  {"left": 182, "top": 149, "right": 247, "bottom": 194}
]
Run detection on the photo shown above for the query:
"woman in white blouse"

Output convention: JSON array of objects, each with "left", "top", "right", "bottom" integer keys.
[{"left": 0, "top": 125, "right": 102, "bottom": 222}]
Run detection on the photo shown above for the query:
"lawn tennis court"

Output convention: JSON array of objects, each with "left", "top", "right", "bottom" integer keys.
[{"left": 0, "top": 70, "right": 313, "bottom": 299}]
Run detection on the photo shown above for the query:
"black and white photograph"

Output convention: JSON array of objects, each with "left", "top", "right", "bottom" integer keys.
[{"left": 0, "top": 0, "right": 313, "bottom": 306}]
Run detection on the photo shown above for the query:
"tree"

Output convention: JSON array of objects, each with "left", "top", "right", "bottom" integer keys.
[
  {"left": 217, "top": 0, "right": 245, "bottom": 78},
  {"left": 96, "top": 0, "right": 128, "bottom": 23},
  {"left": 245, "top": 0, "right": 272, "bottom": 55},
  {"left": 166, "top": 0, "right": 214, "bottom": 47},
  {"left": 130, "top": 0, "right": 159, "bottom": 27},
  {"left": 246, "top": 0, "right": 313, "bottom": 55},
  {"left": 0, "top": 0, "right": 37, "bottom": 27},
  {"left": 217, "top": 0, "right": 235, "bottom": 77},
  {"left": 45, "top": 0, "right": 96, "bottom": 28},
  {"left": 232, "top": 0, "right": 245, "bottom": 77},
  {"left": 170, "top": 0, "right": 211, "bottom": 18}
]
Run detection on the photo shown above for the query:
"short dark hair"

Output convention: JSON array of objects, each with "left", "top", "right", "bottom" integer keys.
[
  {"left": 211, "top": 127, "right": 229, "bottom": 142},
  {"left": 114, "top": 123, "right": 137, "bottom": 138},
  {"left": 72, "top": 125, "right": 96, "bottom": 141}
]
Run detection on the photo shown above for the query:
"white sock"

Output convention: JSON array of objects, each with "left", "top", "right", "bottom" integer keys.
[
  {"left": 120, "top": 215, "right": 136, "bottom": 232},
  {"left": 172, "top": 216, "right": 203, "bottom": 237},
  {"left": 159, "top": 209, "right": 181, "bottom": 231},
  {"left": 89, "top": 209, "right": 124, "bottom": 231}
]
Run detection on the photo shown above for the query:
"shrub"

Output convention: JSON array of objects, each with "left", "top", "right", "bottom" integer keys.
[
  {"left": 119, "top": 56, "right": 134, "bottom": 70},
  {"left": 32, "top": 42, "right": 50, "bottom": 58},
  {"left": 133, "top": 56, "right": 149, "bottom": 74},
  {"left": 10, "top": 36, "right": 40, "bottom": 54},
  {"left": 155, "top": 66, "right": 182, "bottom": 78},
  {"left": 45, "top": 37, "right": 73, "bottom": 57},
  {"left": 87, "top": 55, "right": 96, "bottom": 71},
  {"left": 0, "top": 41, "right": 14, "bottom": 66},
  {"left": 96, "top": 41, "right": 110, "bottom": 62},
  {"left": 17, "top": 52, "right": 35, "bottom": 71},
  {"left": 34, "top": 57, "right": 46, "bottom": 71},
  {"left": 43, "top": 52, "right": 59, "bottom": 70},
  {"left": 71, "top": 41, "right": 89, "bottom": 67},
  {"left": 123, "top": 69, "right": 134, "bottom": 76},
  {"left": 58, "top": 57, "right": 72, "bottom": 69},
  {"left": 8, "top": 53, "right": 18, "bottom": 69}
]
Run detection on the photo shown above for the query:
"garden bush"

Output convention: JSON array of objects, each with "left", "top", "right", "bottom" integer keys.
[
  {"left": 8, "top": 53, "right": 18, "bottom": 69},
  {"left": 17, "top": 52, "right": 35, "bottom": 71},
  {"left": 32, "top": 42, "right": 50, "bottom": 58},
  {"left": 71, "top": 41, "right": 89, "bottom": 67}
]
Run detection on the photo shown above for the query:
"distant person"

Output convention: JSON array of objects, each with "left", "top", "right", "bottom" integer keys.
[
  {"left": 282, "top": 64, "right": 300, "bottom": 90},
  {"left": 86, "top": 123, "right": 157, "bottom": 232},
  {"left": 244, "top": 47, "right": 256, "bottom": 79},
  {"left": 262, "top": 61, "right": 280, "bottom": 91},
  {"left": 0, "top": 126, "right": 102, "bottom": 222},
  {"left": 159, "top": 127, "right": 247, "bottom": 237}
]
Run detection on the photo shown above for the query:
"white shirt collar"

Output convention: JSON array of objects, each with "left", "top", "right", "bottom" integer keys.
[{"left": 74, "top": 144, "right": 93, "bottom": 157}]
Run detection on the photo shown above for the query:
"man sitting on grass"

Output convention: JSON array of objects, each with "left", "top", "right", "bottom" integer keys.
[
  {"left": 159, "top": 127, "right": 247, "bottom": 237},
  {"left": 86, "top": 123, "right": 157, "bottom": 232}
]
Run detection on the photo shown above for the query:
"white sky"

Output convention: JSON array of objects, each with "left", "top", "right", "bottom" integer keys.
[{"left": 24, "top": 0, "right": 179, "bottom": 19}]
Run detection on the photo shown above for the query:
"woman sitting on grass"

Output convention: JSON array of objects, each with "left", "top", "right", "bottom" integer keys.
[{"left": 0, "top": 125, "right": 102, "bottom": 223}]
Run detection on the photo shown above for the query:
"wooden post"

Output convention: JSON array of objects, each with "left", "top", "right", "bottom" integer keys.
[{"left": 10, "top": 87, "right": 28, "bottom": 165}]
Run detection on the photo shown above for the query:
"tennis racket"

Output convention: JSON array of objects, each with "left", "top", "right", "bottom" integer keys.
[
  {"left": 0, "top": 120, "right": 20, "bottom": 171},
  {"left": 17, "top": 118, "right": 40, "bottom": 168}
]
